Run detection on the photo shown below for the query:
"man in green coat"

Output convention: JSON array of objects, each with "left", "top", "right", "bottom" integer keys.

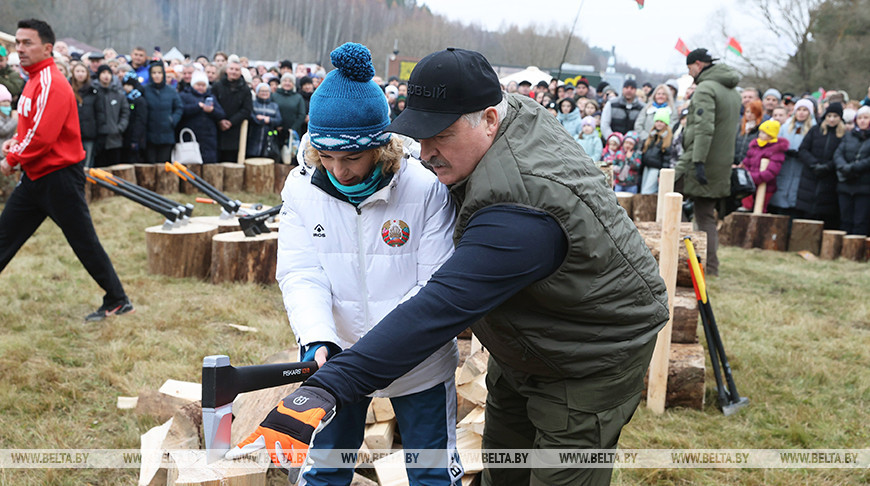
[
  {"left": 231, "top": 48, "right": 669, "bottom": 486},
  {"left": 676, "top": 48, "right": 741, "bottom": 276}
]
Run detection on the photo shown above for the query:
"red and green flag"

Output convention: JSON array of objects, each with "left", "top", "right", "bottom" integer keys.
[
  {"left": 726, "top": 37, "right": 743, "bottom": 56},
  {"left": 635, "top": 0, "right": 645, "bottom": 9},
  {"left": 675, "top": 38, "right": 690, "bottom": 57}
]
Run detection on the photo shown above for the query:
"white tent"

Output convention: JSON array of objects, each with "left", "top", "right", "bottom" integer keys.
[
  {"left": 499, "top": 66, "right": 552, "bottom": 86},
  {"left": 162, "top": 47, "right": 185, "bottom": 62}
]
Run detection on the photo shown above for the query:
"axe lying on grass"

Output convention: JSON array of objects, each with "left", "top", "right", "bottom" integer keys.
[
  {"left": 86, "top": 168, "right": 194, "bottom": 230},
  {"left": 201, "top": 355, "right": 318, "bottom": 463}
]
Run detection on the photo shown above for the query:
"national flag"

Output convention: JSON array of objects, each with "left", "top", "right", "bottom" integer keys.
[
  {"left": 675, "top": 38, "right": 690, "bottom": 57},
  {"left": 635, "top": 0, "right": 645, "bottom": 9},
  {"left": 726, "top": 37, "right": 743, "bottom": 57}
]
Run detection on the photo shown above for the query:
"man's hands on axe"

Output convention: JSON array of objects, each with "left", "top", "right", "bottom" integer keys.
[{"left": 226, "top": 385, "right": 336, "bottom": 467}]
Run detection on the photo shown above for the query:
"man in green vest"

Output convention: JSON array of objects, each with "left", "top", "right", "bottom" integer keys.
[{"left": 230, "top": 48, "right": 669, "bottom": 486}]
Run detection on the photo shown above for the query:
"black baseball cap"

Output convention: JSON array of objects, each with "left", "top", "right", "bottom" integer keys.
[
  {"left": 686, "top": 48, "right": 717, "bottom": 65},
  {"left": 623, "top": 79, "right": 637, "bottom": 89},
  {"left": 387, "top": 48, "right": 503, "bottom": 140}
]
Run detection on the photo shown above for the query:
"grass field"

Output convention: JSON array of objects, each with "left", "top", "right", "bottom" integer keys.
[{"left": 0, "top": 192, "right": 868, "bottom": 485}]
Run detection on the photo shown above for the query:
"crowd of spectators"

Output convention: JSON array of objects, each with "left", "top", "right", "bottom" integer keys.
[
  {"left": 512, "top": 72, "right": 870, "bottom": 236},
  {"left": 0, "top": 42, "right": 868, "bottom": 234}
]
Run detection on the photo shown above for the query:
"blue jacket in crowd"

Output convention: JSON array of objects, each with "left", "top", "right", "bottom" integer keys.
[
  {"left": 142, "top": 63, "right": 183, "bottom": 146},
  {"left": 179, "top": 87, "right": 226, "bottom": 163}
]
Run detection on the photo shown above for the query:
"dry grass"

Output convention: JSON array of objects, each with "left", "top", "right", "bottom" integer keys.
[{"left": 1, "top": 193, "right": 869, "bottom": 485}]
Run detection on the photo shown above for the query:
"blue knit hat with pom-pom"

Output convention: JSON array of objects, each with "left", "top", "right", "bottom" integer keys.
[{"left": 308, "top": 43, "right": 391, "bottom": 151}]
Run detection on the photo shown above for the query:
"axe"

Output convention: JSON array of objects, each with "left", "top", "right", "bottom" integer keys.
[{"left": 202, "top": 355, "right": 317, "bottom": 463}]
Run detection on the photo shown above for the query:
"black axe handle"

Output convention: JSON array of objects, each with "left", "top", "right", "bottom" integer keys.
[
  {"left": 86, "top": 176, "right": 180, "bottom": 221},
  {"left": 202, "top": 360, "right": 318, "bottom": 409}
]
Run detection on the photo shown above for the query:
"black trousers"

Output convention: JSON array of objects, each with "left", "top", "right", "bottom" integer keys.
[
  {"left": 0, "top": 163, "right": 127, "bottom": 306},
  {"left": 838, "top": 193, "right": 870, "bottom": 236},
  {"left": 145, "top": 143, "right": 173, "bottom": 165}
]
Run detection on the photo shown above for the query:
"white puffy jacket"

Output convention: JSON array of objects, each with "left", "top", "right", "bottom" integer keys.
[{"left": 277, "top": 156, "right": 459, "bottom": 398}]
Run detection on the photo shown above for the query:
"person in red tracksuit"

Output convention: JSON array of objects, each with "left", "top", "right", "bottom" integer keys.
[{"left": 0, "top": 19, "right": 132, "bottom": 322}]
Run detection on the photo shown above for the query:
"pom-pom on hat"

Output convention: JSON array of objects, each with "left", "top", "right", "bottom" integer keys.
[{"left": 308, "top": 42, "right": 391, "bottom": 151}]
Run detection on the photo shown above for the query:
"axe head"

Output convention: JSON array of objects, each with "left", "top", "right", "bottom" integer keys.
[
  {"left": 202, "top": 355, "right": 235, "bottom": 463},
  {"left": 722, "top": 396, "right": 750, "bottom": 416}
]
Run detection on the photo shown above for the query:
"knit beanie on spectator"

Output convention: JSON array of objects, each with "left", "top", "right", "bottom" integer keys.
[
  {"left": 581, "top": 116, "right": 596, "bottom": 127},
  {"left": 623, "top": 130, "right": 639, "bottom": 145},
  {"left": 857, "top": 106, "right": 870, "bottom": 119},
  {"left": 758, "top": 120, "right": 780, "bottom": 146},
  {"left": 96, "top": 64, "right": 113, "bottom": 78},
  {"left": 653, "top": 108, "right": 671, "bottom": 125},
  {"left": 824, "top": 102, "right": 843, "bottom": 119},
  {"left": 794, "top": 98, "right": 815, "bottom": 116},
  {"left": 308, "top": 42, "right": 391, "bottom": 151},
  {"left": 191, "top": 70, "right": 209, "bottom": 87},
  {"left": 763, "top": 88, "right": 782, "bottom": 101},
  {"left": 0, "top": 85, "right": 11, "bottom": 103},
  {"left": 606, "top": 132, "right": 624, "bottom": 146}
]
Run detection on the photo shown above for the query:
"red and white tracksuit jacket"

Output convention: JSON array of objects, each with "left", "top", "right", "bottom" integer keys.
[{"left": 6, "top": 57, "right": 85, "bottom": 180}]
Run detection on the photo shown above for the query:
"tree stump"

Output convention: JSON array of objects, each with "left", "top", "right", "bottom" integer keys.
[
  {"left": 642, "top": 343, "right": 705, "bottom": 410},
  {"left": 599, "top": 165, "right": 613, "bottom": 189},
  {"left": 632, "top": 194, "right": 658, "bottom": 222},
  {"left": 156, "top": 165, "right": 180, "bottom": 195},
  {"left": 201, "top": 164, "right": 224, "bottom": 193},
  {"left": 243, "top": 158, "right": 275, "bottom": 194},
  {"left": 145, "top": 222, "right": 218, "bottom": 280},
  {"left": 819, "top": 230, "right": 846, "bottom": 260},
  {"left": 134, "top": 164, "right": 159, "bottom": 192},
  {"left": 672, "top": 288, "right": 699, "bottom": 344},
  {"left": 720, "top": 212, "right": 789, "bottom": 250},
  {"left": 190, "top": 215, "right": 241, "bottom": 234},
  {"left": 866, "top": 237, "right": 870, "bottom": 262},
  {"left": 274, "top": 163, "right": 294, "bottom": 194},
  {"left": 615, "top": 192, "right": 633, "bottom": 218},
  {"left": 635, "top": 222, "right": 707, "bottom": 288},
  {"left": 180, "top": 163, "right": 203, "bottom": 195},
  {"left": 841, "top": 235, "right": 867, "bottom": 262},
  {"left": 221, "top": 162, "right": 245, "bottom": 193},
  {"left": 787, "top": 219, "right": 825, "bottom": 255},
  {"left": 97, "top": 163, "right": 136, "bottom": 199},
  {"left": 210, "top": 231, "right": 279, "bottom": 285}
]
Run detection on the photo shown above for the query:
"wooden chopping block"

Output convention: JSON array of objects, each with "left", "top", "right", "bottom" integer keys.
[
  {"left": 635, "top": 221, "right": 707, "bottom": 288},
  {"left": 145, "top": 222, "right": 218, "bottom": 280},
  {"left": 632, "top": 193, "right": 658, "bottom": 222},
  {"left": 189, "top": 215, "right": 241, "bottom": 234},
  {"left": 841, "top": 234, "right": 867, "bottom": 261},
  {"left": 787, "top": 219, "right": 825, "bottom": 255},
  {"left": 220, "top": 162, "right": 245, "bottom": 193},
  {"left": 642, "top": 342, "right": 705, "bottom": 410},
  {"left": 819, "top": 230, "right": 846, "bottom": 260},
  {"left": 134, "top": 163, "right": 159, "bottom": 192},
  {"left": 244, "top": 158, "right": 275, "bottom": 194},
  {"left": 210, "top": 230, "right": 279, "bottom": 285}
]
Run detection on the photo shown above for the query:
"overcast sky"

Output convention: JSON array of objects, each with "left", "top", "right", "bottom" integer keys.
[{"left": 423, "top": 0, "right": 750, "bottom": 75}]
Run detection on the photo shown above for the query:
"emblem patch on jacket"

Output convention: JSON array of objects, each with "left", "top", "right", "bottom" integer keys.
[
  {"left": 312, "top": 224, "right": 326, "bottom": 238},
  {"left": 381, "top": 220, "right": 410, "bottom": 247}
]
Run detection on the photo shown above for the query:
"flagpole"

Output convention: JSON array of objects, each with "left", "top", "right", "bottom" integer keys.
[{"left": 555, "top": 0, "right": 586, "bottom": 82}]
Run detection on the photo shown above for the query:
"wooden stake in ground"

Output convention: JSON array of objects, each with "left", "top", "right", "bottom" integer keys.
[
  {"left": 787, "top": 219, "right": 825, "bottom": 255},
  {"left": 841, "top": 234, "right": 867, "bottom": 262},
  {"left": 819, "top": 230, "right": 846, "bottom": 260},
  {"left": 753, "top": 158, "right": 770, "bottom": 214},
  {"left": 236, "top": 119, "right": 249, "bottom": 164},
  {"left": 647, "top": 192, "right": 683, "bottom": 414},
  {"left": 145, "top": 222, "right": 218, "bottom": 279},
  {"left": 656, "top": 168, "right": 675, "bottom": 223}
]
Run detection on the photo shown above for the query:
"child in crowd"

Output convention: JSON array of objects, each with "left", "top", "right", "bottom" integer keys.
[
  {"left": 772, "top": 105, "right": 789, "bottom": 125},
  {"left": 577, "top": 116, "right": 603, "bottom": 163},
  {"left": 670, "top": 108, "right": 688, "bottom": 168},
  {"left": 601, "top": 132, "right": 623, "bottom": 188},
  {"left": 740, "top": 119, "right": 788, "bottom": 212},
  {"left": 613, "top": 131, "right": 641, "bottom": 193},
  {"left": 639, "top": 108, "right": 673, "bottom": 194}
]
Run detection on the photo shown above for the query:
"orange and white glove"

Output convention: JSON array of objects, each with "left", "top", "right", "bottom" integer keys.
[{"left": 225, "top": 385, "right": 336, "bottom": 469}]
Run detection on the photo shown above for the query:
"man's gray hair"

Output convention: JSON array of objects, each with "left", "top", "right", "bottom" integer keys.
[{"left": 461, "top": 96, "right": 508, "bottom": 128}]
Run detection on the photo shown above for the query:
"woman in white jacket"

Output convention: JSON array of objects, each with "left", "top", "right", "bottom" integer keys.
[{"left": 276, "top": 43, "right": 462, "bottom": 486}]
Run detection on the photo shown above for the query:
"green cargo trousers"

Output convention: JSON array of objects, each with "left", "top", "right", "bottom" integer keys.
[{"left": 480, "top": 353, "right": 650, "bottom": 486}]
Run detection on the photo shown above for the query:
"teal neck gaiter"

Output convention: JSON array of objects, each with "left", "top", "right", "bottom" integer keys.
[{"left": 326, "top": 165, "right": 384, "bottom": 204}]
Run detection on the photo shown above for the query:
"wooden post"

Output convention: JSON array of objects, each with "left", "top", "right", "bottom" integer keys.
[
  {"left": 145, "top": 222, "right": 218, "bottom": 279},
  {"left": 647, "top": 192, "right": 683, "bottom": 414},
  {"left": 753, "top": 158, "right": 770, "bottom": 214},
  {"left": 243, "top": 158, "right": 275, "bottom": 194},
  {"left": 788, "top": 219, "right": 825, "bottom": 255},
  {"left": 841, "top": 235, "right": 867, "bottom": 262},
  {"left": 819, "top": 230, "right": 846, "bottom": 260},
  {"left": 656, "top": 168, "right": 675, "bottom": 223},
  {"left": 220, "top": 162, "right": 245, "bottom": 193},
  {"left": 632, "top": 194, "right": 658, "bottom": 222},
  {"left": 210, "top": 231, "right": 279, "bottom": 284},
  {"left": 134, "top": 163, "right": 159, "bottom": 192},
  {"left": 237, "top": 119, "right": 249, "bottom": 164},
  {"left": 201, "top": 164, "right": 224, "bottom": 192}
]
